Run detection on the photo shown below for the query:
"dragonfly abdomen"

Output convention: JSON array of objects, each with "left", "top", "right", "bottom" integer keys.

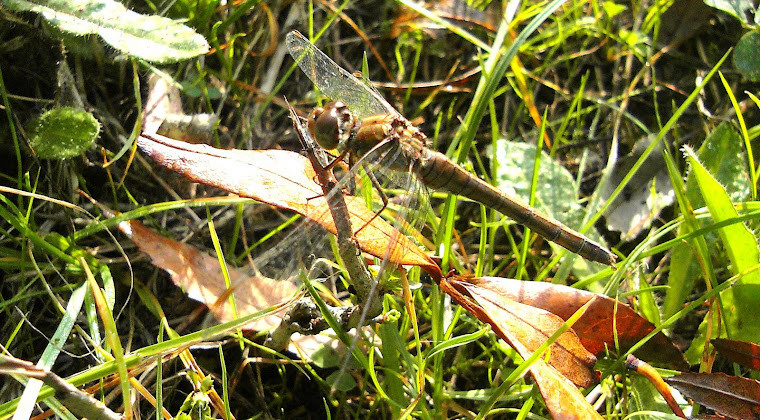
[{"left": 416, "top": 149, "right": 616, "bottom": 266}]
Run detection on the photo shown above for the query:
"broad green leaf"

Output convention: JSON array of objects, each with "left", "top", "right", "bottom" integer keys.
[
  {"left": 5, "top": 0, "right": 209, "bottom": 64},
  {"left": 734, "top": 32, "right": 760, "bottom": 82},
  {"left": 326, "top": 370, "right": 357, "bottom": 392},
  {"left": 26, "top": 107, "right": 100, "bottom": 159},
  {"left": 704, "top": 0, "right": 755, "bottom": 24},
  {"left": 628, "top": 375, "right": 679, "bottom": 419},
  {"left": 664, "top": 123, "right": 750, "bottom": 320},
  {"left": 310, "top": 345, "right": 359, "bottom": 370},
  {"left": 694, "top": 124, "right": 753, "bottom": 204},
  {"left": 491, "top": 140, "right": 581, "bottom": 227},
  {"left": 683, "top": 146, "right": 760, "bottom": 361}
]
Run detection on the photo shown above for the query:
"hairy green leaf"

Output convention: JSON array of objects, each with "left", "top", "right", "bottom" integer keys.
[
  {"left": 27, "top": 107, "right": 100, "bottom": 159},
  {"left": 5, "top": 0, "right": 209, "bottom": 63}
]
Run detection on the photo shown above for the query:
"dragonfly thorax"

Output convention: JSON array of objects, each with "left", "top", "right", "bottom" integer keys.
[{"left": 307, "top": 101, "right": 358, "bottom": 151}]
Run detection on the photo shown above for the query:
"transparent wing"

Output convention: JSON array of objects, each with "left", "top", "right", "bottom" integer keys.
[
  {"left": 286, "top": 30, "right": 431, "bottom": 266},
  {"left": 352, "top": 141, "right": 432, "bottom": 257},
  {"left": 286, "top": 31, "right": 397, "bottom": 119}
]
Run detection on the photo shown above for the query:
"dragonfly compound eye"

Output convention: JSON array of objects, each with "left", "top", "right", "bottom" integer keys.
[{"left": 307, "top": 102, "right": 355, "bottom": 151}]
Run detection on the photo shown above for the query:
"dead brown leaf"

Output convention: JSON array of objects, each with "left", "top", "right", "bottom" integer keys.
[
  {"left": 665, "top": 372, "right": 760, "bottom": 419},
  {"left": 446, "top": 276, "right": 597, "bottom": 388},
  {"left": 712, "top": 338, "right": 760, "bottom": 371},
  {"left": 115, "top": 215, "right": 297, "bottom": 331},
  {"left": 526, "top": 355, "right": 604, "bottom": 420},
  {"left": 440, "top": 277, "right": 603, "bottom": 420},
  {"left": 466, "top": 277, "right": 688, "bottom": 371},
  {"left": 137, "top": 133, "right": 441, "bottom": 279}
]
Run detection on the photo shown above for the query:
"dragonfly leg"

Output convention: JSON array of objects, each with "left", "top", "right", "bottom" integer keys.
[
  {"left": 351, "top": 136, "right": 405, "bottom": 235},
  {"left": 323, "top": 148, "right": 350, "bottom": 171},
  {"left": 354, "top": 161, "right": 389, "bottom": 235}
]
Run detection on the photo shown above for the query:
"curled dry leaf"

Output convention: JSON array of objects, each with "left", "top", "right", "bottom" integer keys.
[
  {"left": 440, "top": 277, "right": 603, "bottom": 420},
  {"left": 625, "top": 355, "right": 686, "bottom": 418},
  {"left": 712, "top": 338, "right": 760, "bottom": 370},
  {"left": 446, "top": 276, "right": 597, "bottom": 388},
  {"left": 665, "top": 372, "right": 760, "bottom": 419},
  {"left": 467, "top": 277, "right": 688, "bottom": 371},
  {"left": 137, "top": 133, "right": 440, "bottom": 279},
  {"left": 143, "top": 73, "right": 184, "bottom": 135},
  {"left": 143, "top": 73, "right": 217, "bottom": 143}
]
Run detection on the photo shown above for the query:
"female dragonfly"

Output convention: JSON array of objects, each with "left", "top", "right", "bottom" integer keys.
[{"left": 286, "top": 30, "right": 616, "bottom": 266}]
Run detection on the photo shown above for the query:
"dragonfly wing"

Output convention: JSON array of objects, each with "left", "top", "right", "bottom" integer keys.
[
  {"left": 286, "top": 31, "right": 397, "bottom": 119},
  {"left": 351, "top": 140, "right": 432, "bottom": 252}
]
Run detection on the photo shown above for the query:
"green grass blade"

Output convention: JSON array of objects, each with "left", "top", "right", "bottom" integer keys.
[{"left": 13, "top": 283, "right": 87, "bottom": 419}]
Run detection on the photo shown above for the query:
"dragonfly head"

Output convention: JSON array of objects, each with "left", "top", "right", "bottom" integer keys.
[{"left": 307, "top": 101, "right": 356, "bottom": 151}]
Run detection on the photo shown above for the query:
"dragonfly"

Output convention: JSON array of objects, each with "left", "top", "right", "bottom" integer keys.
[{"left": 286, "top": 30, "right": 616, "bottom": 267}]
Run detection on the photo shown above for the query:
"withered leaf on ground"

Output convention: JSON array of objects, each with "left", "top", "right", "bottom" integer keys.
[
  {"left": 525, "top": 352, "right": 604, "bottom": 420},
  {"left": 143, "top": 73, "right": 216, "bottom": 143},
  {"left": 712, "top": 338, "right": 760, "bottom": 371},
  {"left": 446, "top": 276, "right": 597, "bottom": 387},
  {"left": 665, "top": 372, "right": 760, "bottom": 419},
  {"left": 114, "top": 214, "right": 298, "bottom": 331},
  {"left": 137, "top": 133, "right": 441, "bottom": 279},
  {"left": 98, "top": 204, "right": 340, "bottom": 358},
  {"left": 440, "top": 277, "right": 603, "bottom": 420},
  {"left": 466, "top": 277, "right": 688, "bottom": 371}
]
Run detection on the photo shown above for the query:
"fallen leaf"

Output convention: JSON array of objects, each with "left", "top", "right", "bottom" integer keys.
[
  {"left": 111, "top": 213, "right": 297, "bottom": 331},
  {"left": 467, "top": 277, "right": 688, "bottom": 371},
  {"left": 143, "top": 73, "right": 184, "bottom": 135},
  {"left": 712, "top": 338, "right": 760, "bottom": 371},
  {"left": 601, "top": 136, "right": 674, "bottom": 240},
  {"left": 446, "top": 276, "right": 597, "bottom": 388},
  {"left": 440, "top": 277, "right": 603, "bottom": 420},
  {"left": 526, "top": 355, "right": 604, "bottom": 420},
  {"left": 143, "top": 72, "right": 217, "bottom": 143},
  {"left": 137, "top": 133, "right": 441, "bottom": 279},
  {"left": 665, "top": 372, "right": 760, "bottom": 419},
  {"left": 391, "top": 0, "right": 501, "bottom": 37}
]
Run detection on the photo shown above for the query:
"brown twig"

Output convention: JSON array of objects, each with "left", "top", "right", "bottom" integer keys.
[
  {"left": 267, "top": 104, "right": 384, "bottom": 347},
  {"left": 626, "top": 354, "right": 687, "bottom": 418}
]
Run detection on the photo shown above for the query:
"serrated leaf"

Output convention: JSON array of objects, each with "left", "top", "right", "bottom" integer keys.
[
  {"left": 5, "top": 0, "right": 209, "bottom": 64},
  {"left": 683, "top": 146, "right": 760, "bottom": 359},
  {"left": 685, "top": 145, "right": 759, "bottom": 284},
  {"left": 734, "top": 32, "right": 760, "bottom": 82},
  {"left": 664, "top": 123, "right": 751, "bottom": 321},
  {"left": 692, "top": 123, "right": 752, "bottom": 204},
  {"left": 26, "top": 107, "right": 99, "bottom": 159}
]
